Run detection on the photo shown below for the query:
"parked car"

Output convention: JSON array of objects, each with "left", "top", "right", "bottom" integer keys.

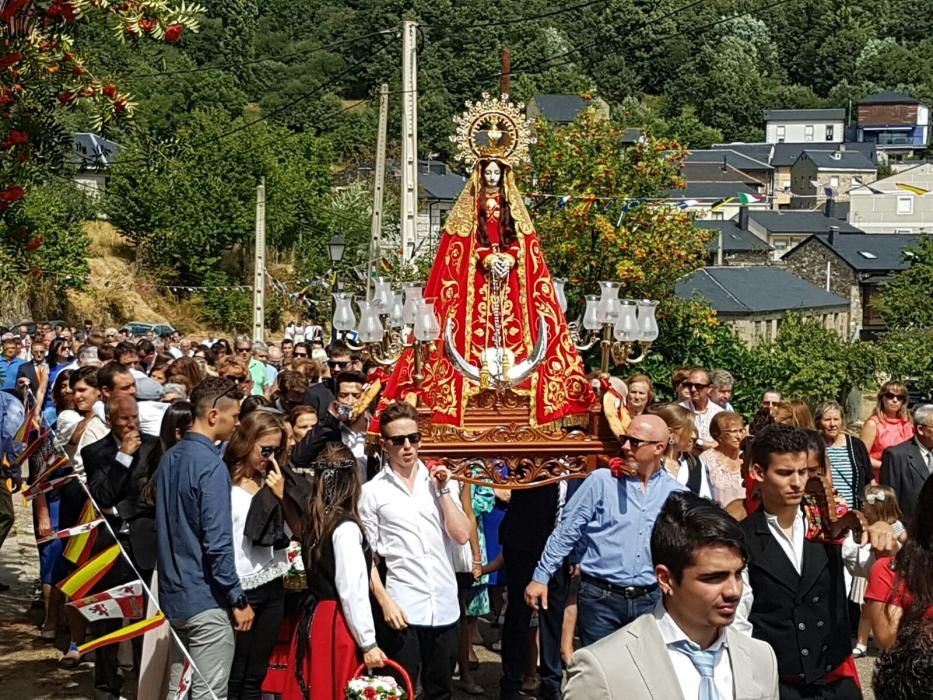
[{"left": 122, "top": 321, "right": 176, "bottom": 338}]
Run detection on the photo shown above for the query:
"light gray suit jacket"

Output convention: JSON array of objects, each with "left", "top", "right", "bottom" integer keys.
[{"left": 563, "top": 613, "right": 779, "bottom": 700}]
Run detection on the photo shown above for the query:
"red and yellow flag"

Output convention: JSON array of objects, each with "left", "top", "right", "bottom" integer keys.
[
  {"left": 896, "top": 182, "right": 929, "bottom": 196},
  {"left": 77, "top": 612, "right": 166, "bottom": 655},
  {"left": 63, "top": 500, "right": 99, "bottom": 566},
  {"left": 59, "top": 543, "right": 121, "bottom": 599},
  {"left": 14, "top": 411, "right": 39, "bottom": 443},
  {"left": 15, "top": 429, "right": 51, "bottom": 465}
]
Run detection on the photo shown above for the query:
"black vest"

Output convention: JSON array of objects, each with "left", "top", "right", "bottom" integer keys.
[
  {"left": 740, "top": 510, "right": 852, "bottom": 685},
  {"left": 305, "top": 516, "right": 372, "bottom": 602}
]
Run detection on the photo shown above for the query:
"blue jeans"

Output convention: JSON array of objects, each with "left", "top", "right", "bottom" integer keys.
[{"left": 576, "top": 580, "right": 661, "bottom": 647}]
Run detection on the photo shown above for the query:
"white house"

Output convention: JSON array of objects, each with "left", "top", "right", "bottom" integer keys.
[
  {"left": 849, "top": 162, "right": 933, "bottom": 233},
  {"left": 764, "top": 109, "right": 846, "bottom": 145}
]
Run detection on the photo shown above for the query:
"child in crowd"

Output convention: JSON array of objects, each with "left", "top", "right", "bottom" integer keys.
[{"left": 853, "top": 484, "right": 906, "bottom": 657}]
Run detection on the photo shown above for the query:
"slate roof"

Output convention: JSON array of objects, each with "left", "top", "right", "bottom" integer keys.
[
  {"left": 686, "top": 148, "right": 773, "bottom": 171},
  {"left": 860, "top": 91, "right": 920, "bottom": 105},
  {"left": 749, "top": 211, "right": 863, "bottom": 234},
  {"left": 712, "top": 142, "right": 774, "bottom": 165},
  {"left": 419, "top": 173, "right": 467, "bottom": 200},
  {"left": 772, "top": 142, "right": 878, "bottom": 167},
  {"left": 785, "top": 233, "right": 921, "bottom": 271},
  {"left": 764, "top": 109, "right": 846, "bottom": 122},
  {"left": 675, "top": 267, "right": 848, "bottom": 314},
  {"left": 699, "top": 220, "right": 772, "bottom": 252},
  {"left": 72, "top": 133, "right": 120, "bottom": 169},
  {"left": 666, "top": 182, "right": 760, "bottom": 200},
  {"left": 800, "top": 149, "right": 876, "bottom": 171},
  {"left": 529, "top": 95, "right": 590, "bottom": 123}
]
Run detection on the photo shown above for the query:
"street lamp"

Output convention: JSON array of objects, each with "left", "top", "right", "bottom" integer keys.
[{"left": 328, "top": 235, "right": 346, "bottom": 341}]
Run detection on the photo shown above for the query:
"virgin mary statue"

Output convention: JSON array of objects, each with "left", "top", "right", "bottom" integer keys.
[{"left": 380, "top": 94, "right": 594, "bottom": 428}]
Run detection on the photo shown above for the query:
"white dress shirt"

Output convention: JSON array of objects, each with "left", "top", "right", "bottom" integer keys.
[
  {"left": 655, "top": 602, "right": 734, "bottom": 700},
  {"left": 734, "top": 507, "right": 875, "bottom": 636},
  {"left": 680, "top": 399, "right": 724, "bottom": 443},
  {"left": 332, "top": 521, "right": 377, "bottom": 649},
  {"left": 359, "top": 461, "right": 461, "bottom": 627}
]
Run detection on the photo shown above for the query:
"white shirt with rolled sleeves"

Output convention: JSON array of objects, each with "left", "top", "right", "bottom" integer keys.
[{"left": 359, "top": 461, "right": 461, "bottom": 627}]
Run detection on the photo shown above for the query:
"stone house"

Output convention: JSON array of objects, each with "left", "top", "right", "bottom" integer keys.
[
  {"left": 747, "top": 210, "right": 863, "bottom": 260},
  {"left": 675, "top": 266, "right": 850, "bottom": 346},
  {"left": 789, "top": 149, "right": 877, "bottom": 210},
  {"left": 781, "top": 230, "right": 920, "bottom": 340}
]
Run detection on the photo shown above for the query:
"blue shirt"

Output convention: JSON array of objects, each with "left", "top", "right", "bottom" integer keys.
[
  {"left": 533, "top": 468, "right": 687, "bottom": 587},
  {"left": 155, "top": 431, "right": 244, "bottom": 620},
  {"left": 0, "top": 357, "right": 25, "bottom": 390},
  {"left": 0, "top": 390, "right": 25, "bottom": 474}
]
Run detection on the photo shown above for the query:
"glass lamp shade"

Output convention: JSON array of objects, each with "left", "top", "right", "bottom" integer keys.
[
  {"left": 387, "top": 292, "right": 405, "bottom": 328},
  {"left": 636, "top": 300, "right": 660, "bottom": 342},
  {"left": 332, "top": 293, "right": 356, "bottom": 332},
  {"left": 357, "top": 301, "right": 384, "bottom": 344},
  {"left": 372, "top": 277, "right": 393, "bottom": 314},
  {"left": 613, "top": 300, "right": 638, "bottom": 341},
  {"left": 582, "top": 294, "right": 601, "bottom": 331},
  {"left": 595, "top": 281, "right": 622, "bottom": 325},
  {"left": 413, "top": 299, "right": 441, "bottom": 342},
  {"left": 552, "top": 278, "right": 568, "bottom": 313},
  {"left": 327, "top": 235, "right": 346, "bottom": 263},
  {"left": 401, "top": 283, "right": 423, "bottom": 326}
]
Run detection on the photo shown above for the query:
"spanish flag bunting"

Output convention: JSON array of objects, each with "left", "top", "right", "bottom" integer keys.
[
  {"left": 77, "top": 612, "right": 166, "bottom": 655},
  {"left": 64, "top": 500, "right": 99, "bottom": 566},
  {"left": 14, "top": 411, "right": 39, "bottom": 443},
  {"left": 175, "top": 656, "right": 193, "bottom": 699},
  {"left": 896, "top": 182, "right": 929, "bottom": 196},
  {"left": 59, "top": 543, "right": 121, "bottom": 599},
  {"left": 29, "top": 452, "right": 70, "bottom": 488},
  {"left": 36, "top": 518, "right": 104, "bottom": 545},
  {"left": 710, "top": 197, "right": 734, "bottom": 212},
  {"left": 23, "top": 473, "right": 76, "bottom": 501},
  {"left": 68, "top": 581, "right": 145, "bottom": 622},
  {"left": 15, "top": 428, "right": 51, "bottom": 465}
]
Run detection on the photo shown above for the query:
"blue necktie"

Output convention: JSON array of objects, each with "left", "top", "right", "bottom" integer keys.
[{"left": 671, "top": 639, "right": 719, "bottom": 700}]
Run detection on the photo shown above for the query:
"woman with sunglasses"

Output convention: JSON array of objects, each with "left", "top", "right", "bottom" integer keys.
[
  {"left": 224, "top": 410, "right": 291, "bottom": 700},
  {"left": 860, "top": 381, "right": 915, "bottom": 481}
]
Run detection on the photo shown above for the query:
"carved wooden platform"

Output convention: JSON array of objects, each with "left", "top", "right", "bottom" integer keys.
[{"left": 417, "top": 390, "right": 620, "bottom": 489}]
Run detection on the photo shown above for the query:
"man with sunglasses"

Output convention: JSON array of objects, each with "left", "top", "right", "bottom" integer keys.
[
  {"left": 882, "top": 403, "right": 933, "bottom": 523},
  {"left": 525, "top": 414, "right": 686, "bottom": 647},
  {"left": 301, "top": 340, "right": 353, "bottom": 416},
  {"left": 678, "top": 368, "right": 723, "bottom": 451},
  {"left": 360, "top": 401, "right": 470, "bottom": 700}
]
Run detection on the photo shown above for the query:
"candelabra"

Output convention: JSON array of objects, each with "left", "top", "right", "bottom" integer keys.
[
  {"left": 553, "top": 278, "right": 659, "bottom": 374},
  {"left": 332, "top": 278, "right": 440, "bottom": 384}
]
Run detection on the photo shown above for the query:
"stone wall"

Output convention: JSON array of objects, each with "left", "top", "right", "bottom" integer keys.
[{"left": 783, "top": 240, "right": 857, "bottom": 298}]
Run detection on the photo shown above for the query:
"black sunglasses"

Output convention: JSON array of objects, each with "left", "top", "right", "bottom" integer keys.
[
  {"left": 260, "top": 446, "right": 276, "bottom": 458},
  {"left": 328, "top": 359, "right": 351, "bottom": 369},
  {"left": 226, "top": 374, "right": 249, "bottom": 384},
  {"left": 618, "top": 434, "right": 662, "bottom": 449},
  {"left": 683, "top": 382, "right": 710, "bottom": 390},
  {"left": 293, "top": 351, "right": 308, "bottom": 357},
  {"left": 882, "top": 392, "right": 906, "bottom": 401},
  {"left": 386, "top": 432, "right": 422, "bottom": 447},
  {"left": 236, "top": 347, "right": 251, "bottom": 353}
]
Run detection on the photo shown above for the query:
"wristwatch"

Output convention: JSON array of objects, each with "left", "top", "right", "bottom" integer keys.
[
  {"left": 435, "top": 486, "right": 451, "bottom": 497},
  {"left": 232, "top": 593, "right": 249, "bottom": 610}
]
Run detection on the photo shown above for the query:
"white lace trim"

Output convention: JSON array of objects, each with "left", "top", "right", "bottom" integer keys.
[{"left": 241, "top": 561, "right": 288, "bottom": 591}]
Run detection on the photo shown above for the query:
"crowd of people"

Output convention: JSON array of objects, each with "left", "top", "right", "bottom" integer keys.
[{"left": 1, "top": 320, "right": 933, "bottom": 700}]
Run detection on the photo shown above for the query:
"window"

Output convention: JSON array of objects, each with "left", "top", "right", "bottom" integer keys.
[
  {"left": 830, "top": 176, "right": 840, "bottom": 188},
  {"left": 776, "top": 125, "right": 785, "bottom": 143},
  {"left": 897, "top": 196, "right": 914, "bottom": 215},
  {"left": 804, "top": 125, "right": 814, "bottom": 142},
  {"left": 825, "top": 125, "right": 834, "bottom": 141}
]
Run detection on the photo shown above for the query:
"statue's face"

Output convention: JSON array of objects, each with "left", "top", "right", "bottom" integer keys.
[{"left": 483, "top": 161, "right": 502, "bottom": 187}]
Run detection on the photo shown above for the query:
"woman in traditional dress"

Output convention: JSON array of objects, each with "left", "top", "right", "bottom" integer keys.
[{"left": 283, "top": 443, "right": 387, "bottom": 700}]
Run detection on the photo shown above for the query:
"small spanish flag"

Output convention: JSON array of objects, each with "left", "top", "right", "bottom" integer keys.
[
  {"left": 14, "top": 411, "right": 39, "bottom": 443},
  {"left": 78, "top": 612, "right": 166, "bottom": 655},
  {"left": 59, "top": 543, "right": 121, "bottom": 599},
  {"left": 64, "top": 500, "right": 99, "bottom": 566},
  {"left": 896, "top": 183, "right": 929, "bottom": 196}
]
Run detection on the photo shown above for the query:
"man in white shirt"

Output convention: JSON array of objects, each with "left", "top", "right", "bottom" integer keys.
[
  {"left": 360, "top": 401, "right": 471, "bottom": 700},
  {"left": 679, "top": 368, "right": 723, "bottom": 450},
  {"left": 565, "top": 490, "right": 779, "bottom": 700}
]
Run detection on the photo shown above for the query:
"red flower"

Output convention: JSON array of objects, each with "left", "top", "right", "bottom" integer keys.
[
  {"left": 62, "top": 2, "right": 77, "bottom": 21},
  {"left": 124, "top": 24, "right": 140, "bottom": 36},
  {"left": 7, "top": 130, "right": 28, "bottom": 145},
  {"left": 71, "top": 65, "right": 87, "bottom": 75},
  {"left": 113, "top": 99, "right": 128, "bottom": 113},
  {"left": 139, "top": 18, "right": 156, "bottom": 32},
  {"left": 363, "top": 688, "right": 377, "bottom": 700},
  {"left": 1, "top": 185, "right": 25, "bottom": 202},
  {"left": 102, "top": 83, "right": 118, "bottom": 98},
  {"left": 46, "top": 2, "right": 62, "bottom": 16},
  {"left": 25, "top": 235, "right": 43, "bottom": 251},
  {"left": 57, "top": 91, "right": 76, "bottom": 104},
  {"left": 164, "top": 23, "right": 184, "bottom": 43}
]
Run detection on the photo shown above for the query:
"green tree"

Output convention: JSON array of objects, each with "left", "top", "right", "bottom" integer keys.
[{"left": 875, "top": 238, "right": 933, "bottom": 329}]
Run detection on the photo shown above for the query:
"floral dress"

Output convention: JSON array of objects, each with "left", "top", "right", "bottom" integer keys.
[{"left": 465, "top": 484, "right": 495, "bottom": 617}]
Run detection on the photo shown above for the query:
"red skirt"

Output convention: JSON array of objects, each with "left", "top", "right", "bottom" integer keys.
[
  {"left": 281, "top": 600, "right": 362, "bottom": 700},
  {"left": 262, "top": 613, "right": 299, "bottom": 694}
]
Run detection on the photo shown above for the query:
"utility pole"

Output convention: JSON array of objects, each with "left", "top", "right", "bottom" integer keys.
[
  {"left": 368, "top": 83, "right": 389, "bottom": 300},
  {"left": 500, "top": 48, "right": 512, "bottom": 95},
  {"left": 399, "top": 19, "right": 419, "bottom": 262},
  {"left": 252, "top": 177, "right": 266, "bottom": 342}
]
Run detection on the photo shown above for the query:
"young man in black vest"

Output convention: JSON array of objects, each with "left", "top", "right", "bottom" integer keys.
[{"left": 734, "top": 424, "right": 897, "bottom": 699}]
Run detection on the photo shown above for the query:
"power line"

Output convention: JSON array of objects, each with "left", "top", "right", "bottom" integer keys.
[{"left": 458, "top": 0, "right": 609, "bottom": 29}]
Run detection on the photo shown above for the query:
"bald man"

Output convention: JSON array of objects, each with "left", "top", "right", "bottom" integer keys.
[{"left": 525, "top": 414, "right": 688, "bottom": 646}]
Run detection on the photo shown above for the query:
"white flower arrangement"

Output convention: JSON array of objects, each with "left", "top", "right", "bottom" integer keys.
[{"left": 345, "top": 674, "right": 407, "bottom": 699}]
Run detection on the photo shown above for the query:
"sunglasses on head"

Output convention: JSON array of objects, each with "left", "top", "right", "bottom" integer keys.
[
  {"left": 328, "top": 359, "right": 350, "bottom": 369},
  {"left": 260, "top": 446, "right": 276, "bottom": 458},
  {"left": 385, "top": 432, "right": 422, "bottom": 447},
  {"left": 618, "top": 434, "right": 662, "bottom": 449},
  {"left": 883, "top": 392, "right": 906, "bottom": 401},
  {"left": 683, "top": 382, "right": 709, "bottom": 390}
]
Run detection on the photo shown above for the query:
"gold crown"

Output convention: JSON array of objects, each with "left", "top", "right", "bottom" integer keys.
[{"left": 450, "top": 93, "right": 535, "bottom": 171}]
